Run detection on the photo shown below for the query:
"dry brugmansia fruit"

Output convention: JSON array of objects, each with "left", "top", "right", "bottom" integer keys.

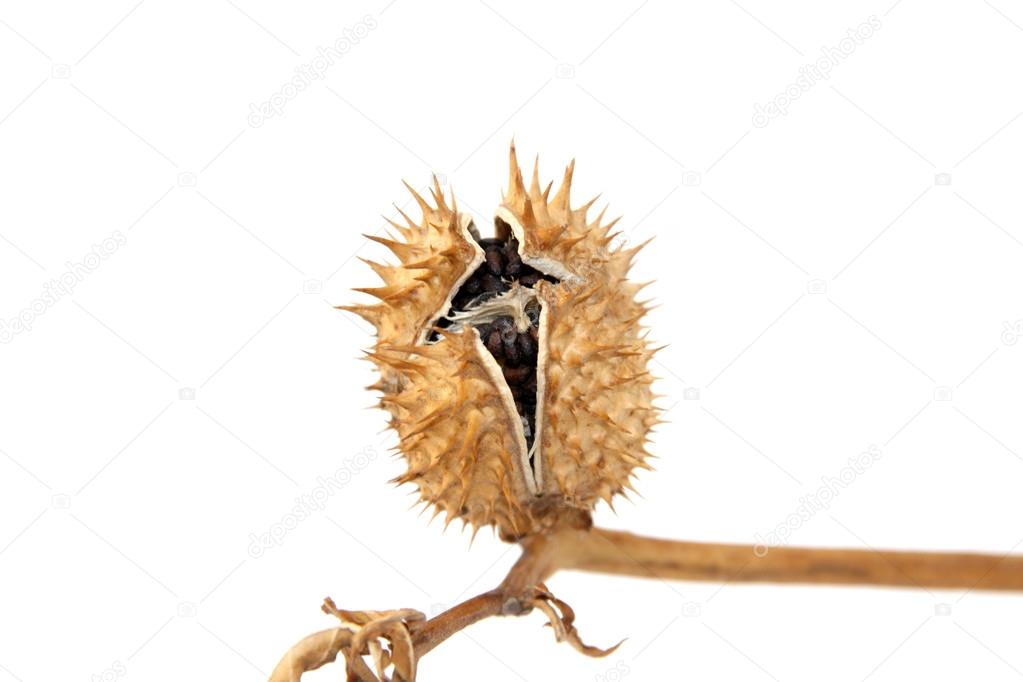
[
  {"left": 269, "top": 144, "right": 1023, "bottom": 682},
  {"left": 347, "top": 143, "right": 656, "bottom": 541}
]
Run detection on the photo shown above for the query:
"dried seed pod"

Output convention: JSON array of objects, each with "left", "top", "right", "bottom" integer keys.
[{"left": 343, "top": 144, "right": 659, "bottom": 541}]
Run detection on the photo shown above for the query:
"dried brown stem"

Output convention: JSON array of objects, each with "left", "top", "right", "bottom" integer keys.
[
  {"left": 553, "top": 528, "right": 1023, "bottom": 591},
  {"left": 410, "top": 591, "right": 505, "bottom": 657},
  {"left": 269, "top": 526, "right": 1023, "bottom": 680}
]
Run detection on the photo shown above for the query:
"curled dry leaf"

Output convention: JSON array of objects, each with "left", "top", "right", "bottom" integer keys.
[
  {"left": 529, "top": 584, "right": 623, "bottom": 657},
  {"left": 321, "top": 597, "right": 425, "bottom": 682}
]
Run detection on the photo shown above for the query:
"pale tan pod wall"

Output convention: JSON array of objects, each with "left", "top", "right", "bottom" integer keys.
[
  {"left": 344, "top": 177, "right": 536, "bottom": 538},
  {"left": 499, "top": 145, "right": 659, "bottom": 515}
]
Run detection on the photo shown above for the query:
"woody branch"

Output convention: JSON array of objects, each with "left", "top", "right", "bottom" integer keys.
[{"left": 268, "top": 526, "right": 1023, "bottom": 681}]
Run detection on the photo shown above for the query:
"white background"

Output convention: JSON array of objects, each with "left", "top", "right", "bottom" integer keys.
[{"left": 2, "top": 1, "right": 1023, "bottom": 680}]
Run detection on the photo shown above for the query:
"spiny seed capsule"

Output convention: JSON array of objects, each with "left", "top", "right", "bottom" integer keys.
[{"left": 342, "top": 143, "right": 660, "bottom": 541}]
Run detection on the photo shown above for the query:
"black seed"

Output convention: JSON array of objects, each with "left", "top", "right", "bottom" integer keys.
[
  {"left": 485, "top": 250, "right": 504, "bottom": 276},
  {"left": 480, "top": 274, "right": 504, "bottom": 293},
  {"left": 519, "top": 272, "right": 540, "bottom": 287},
  {"left": 503, "top": 365, "right": 531, "bottom": 383},
  {"left": 486, "top": 329, "right": 502, "bottom": 356},
  {"left": 517, "top": 332, "right": 534, "bottom": 358},
  {"left": 503, "top": 338, "right": 520, "bottom": 366},
  {"left": 503, "top": 243, "right": 521, "bottom": 271}
]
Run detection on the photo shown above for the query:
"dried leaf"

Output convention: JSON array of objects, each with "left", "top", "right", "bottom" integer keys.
[{"left": 529, "top": 586, "right": 623, "bottom": 657}]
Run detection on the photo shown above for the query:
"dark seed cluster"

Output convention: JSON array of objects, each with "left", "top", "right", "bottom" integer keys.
[
  {"left": 479, "top": 316, "right": 540, "bottom": 446},
  {"left": 445, "top": 237, "right": 557, "bottom": 313},
  {"left": 430, "top": 233, "right": 559, "bottom": 453}
]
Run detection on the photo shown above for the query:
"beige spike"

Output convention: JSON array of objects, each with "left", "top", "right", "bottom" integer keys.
[
  {"left": 358, "top": 257, "right": 398, "bottom": 282},
  {"left": 402, "top": 179, "right": 433, "bottom": 215},
  {"left": 352, "top": 284, "right": 406, "bottom": 301},
  {"left": 530, "top": 155, "right": 542, "bottom": 198},
  {"left": 382, "top": 216, "right": 415, "bottom": 241},
  {"left": 521, "top": 194, "right": 535, "bottom": 225},
  {"left": 528, "top": 155, "right": 551, "bottom": 225},
  {"left": 448, "top": 185, "right": 459, "bottom": 216},
  {"left": 579, "top": 194, "right": 601, "bottom": 214},
  {"left": 394, "top": 205, "right": 420, "bottom": 231},
  {"left": 508, "top": 141, "right": 526, "bottom": 201},
  {"left": 622, "top": 236, "right": 653, "bottom": 261},
  {"left": 557, "top": 233, "right": 587, "bottom": 252},
  {"left": 402, "top": 254, "right": 447, "bottom": 270},
  {"left": 365, "top": 233, "right": 417, "bottom": 261},
  {"left": 550, "top": 159, "right": 575, "bottom": 212},
  {"left": 431, "top": 174, "right": 448, "bottom": 212},
  {"left": 336, "top": 304, "right": 381, "bottom": 326}
]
